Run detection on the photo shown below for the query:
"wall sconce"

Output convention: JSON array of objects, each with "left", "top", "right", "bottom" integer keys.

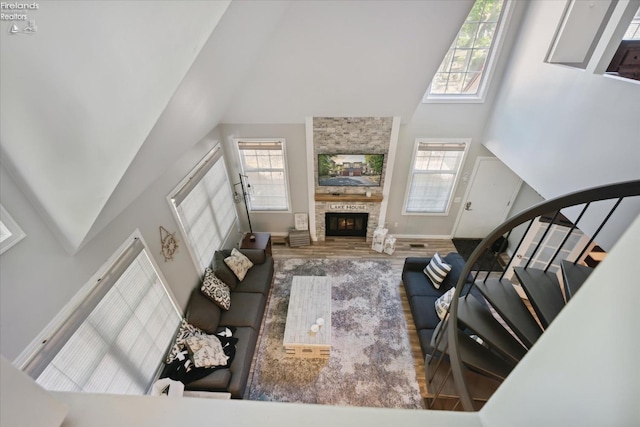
[{"left": 233, "top": 173, "right": 255, "bottom": 241}]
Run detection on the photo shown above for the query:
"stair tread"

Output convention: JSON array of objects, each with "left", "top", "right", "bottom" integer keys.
[
  {"left": 433, "top": 327, "right": 514, "bottom": 381},
  {"left": 457, "top": 295, "right": 528, "bottom": 364},
  {"left": 475, "top": 279, "right": 542, "bottom": 348},
  {"left": 561, "top": 260, "right": 593, "bottom": 301},
  {"left": 514, "top": 267, "right": 565, "bottom": 328}
]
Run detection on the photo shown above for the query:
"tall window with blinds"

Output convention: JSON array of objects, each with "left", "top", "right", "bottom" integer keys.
[
  {"left": 236, "top": 140, "right": 290, "bottom": 211},
  {"left": 24, "top": 237, "right": 181, "bottom": 395},
  {"left": 170, "top": 146, "right": 236, "bottom": 273},
  {"left": 405, "top": 140, "right": 467, "bottom": 214}
]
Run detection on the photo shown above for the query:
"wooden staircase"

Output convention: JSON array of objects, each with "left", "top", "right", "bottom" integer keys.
[{"left": 425, "top": 180, "right": 640, "bottom": 411}]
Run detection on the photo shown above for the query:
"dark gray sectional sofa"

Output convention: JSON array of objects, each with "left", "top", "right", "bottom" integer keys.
[
  {"left": 402, "top": 252, "right": 475, "bottom": 357},
  {"left": 171, "top": 248, "right": 273, "bottom": 398}
]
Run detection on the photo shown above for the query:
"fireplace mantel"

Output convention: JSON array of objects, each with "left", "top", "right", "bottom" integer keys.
[{"left": 315, "top": 193, "right": 383, "bottom": 203}]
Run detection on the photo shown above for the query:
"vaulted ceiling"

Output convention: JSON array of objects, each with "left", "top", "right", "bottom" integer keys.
[{"left": 0, "top": 0, "right": 473, "bottom": 253}]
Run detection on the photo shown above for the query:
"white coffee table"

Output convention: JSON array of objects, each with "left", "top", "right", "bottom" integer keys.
[{"left": 283, "top": 276, "right": 332, "bottom": 358}]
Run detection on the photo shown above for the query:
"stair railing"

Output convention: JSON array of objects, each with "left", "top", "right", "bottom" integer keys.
[{"left": 428, "top": 179, "right": 640, "bottom": 411}]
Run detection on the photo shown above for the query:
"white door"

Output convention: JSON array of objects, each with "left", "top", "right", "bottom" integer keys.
[{"left": 454, "top": 157, "right": 522, "bottom": 238}]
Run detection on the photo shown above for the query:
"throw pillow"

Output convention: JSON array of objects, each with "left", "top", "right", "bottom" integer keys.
[
  {"left": 224, "top": 248, "right": 254, "bottom": 281},
  {"left": 166, "top": 319, "right": 206, "bottom": 363},
  {"left": 435, "top": 287, "right": 456, "bottom": 320},
  {"left": 213, "top": 251, "right": 238, "bottom": 290},
  {"left": 201, "top": 268, "right": 231, "bottom": 310},
  {"left": 423, "top": 252, "right": 452, "bottom": 289},
  {"left": 185, "top": 334, "right": 229, "bottom": 368}
]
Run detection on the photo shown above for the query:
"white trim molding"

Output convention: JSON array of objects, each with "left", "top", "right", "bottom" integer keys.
[{"left": 0, "top": 204, "right": 26, "bottom": 255}]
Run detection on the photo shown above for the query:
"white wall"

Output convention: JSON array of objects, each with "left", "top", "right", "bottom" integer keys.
[
  {"left": 483, "top": 0, "right": 640, "bottom": 249},
  {"left": 0, "top": 127, "right": 236, "bottom": 361},
  {"left": 480, "top": 214, "right": 640, "bottom": 427},
  {"left": 504, "top": 183, "right": 545, "bottom": 256}
]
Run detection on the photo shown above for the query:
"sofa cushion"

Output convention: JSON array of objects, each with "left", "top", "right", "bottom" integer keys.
[
  {"left": 224, "top": 248, "right": 254, "bottom": 281},
  {"left": 409, "top": 295, "right": 441, "bottom": 330},
  {"left": 442, "top": 252, "right": 472, "bottom": 289},
  {"left": 219, "top": 292, "right": 266, "bottom": 331},
  {"left": 183, "top": 366, "right": 232, "bottom": 392},
  {"left": 233, "top": 258, "right": 274, "bottom": 294},
  {"left": 423, "top": 253, "right": 451, "bottom": 289},
  {"left": 403, "top": 269, "right": 446, "bottom": 298},
  {"left": 417, "top": 328, "right": 436, "bottom": 357},
  {"left": 186, "top": 288, "right": 222, "bottom": 334},
  {"left": 213, "top": 251, "right": 238, "bottom": 290},
  {"left": 225, "top": 326, "right": 258, "bottom": 398},
  {"left": 179, "top": 328, "right": 238, "bottom": 392},
  {"left": 201, "top": 268, "right": 231, "bottom": 310}
]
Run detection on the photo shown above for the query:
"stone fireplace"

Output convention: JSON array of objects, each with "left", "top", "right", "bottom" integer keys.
[
  {"left": 312, "top": 117, "right": 392, "bottom": 242},
  {"left": 325, "top": 212, "right": 369, "bottom": 237}
]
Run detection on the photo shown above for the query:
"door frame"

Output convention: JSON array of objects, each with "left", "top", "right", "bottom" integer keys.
[{"left": 453, "top": 156, "right": 522, "bottom": 238}]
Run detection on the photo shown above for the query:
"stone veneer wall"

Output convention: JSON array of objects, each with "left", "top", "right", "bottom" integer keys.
[{"left": 313, "top": 117, "right": 392, "bottom": 241}]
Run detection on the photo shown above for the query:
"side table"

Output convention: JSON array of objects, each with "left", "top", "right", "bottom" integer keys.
[{"left": 240, "top": 232, "right": 272, "bottom": 256}]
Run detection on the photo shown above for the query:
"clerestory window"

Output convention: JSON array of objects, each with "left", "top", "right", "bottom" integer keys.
[{"left": 424, "top": 0, "right": 509, "bottom": 102}]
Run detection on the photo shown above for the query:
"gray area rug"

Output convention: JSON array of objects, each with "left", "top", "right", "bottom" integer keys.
[{"left": 248, "top": 258, "right": 424, "bottom": 409}]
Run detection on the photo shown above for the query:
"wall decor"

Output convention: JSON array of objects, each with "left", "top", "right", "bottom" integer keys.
[
  {"left": 159, "top": 226, "right": 179, "bottom": 262},
  {"left": 294, "top": 213, "right": 309, "bottom": 231}
]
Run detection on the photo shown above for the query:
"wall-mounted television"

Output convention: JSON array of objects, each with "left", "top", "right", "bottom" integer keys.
[{"left": 318, "top": 153, "right": 384, "bottom": 187}]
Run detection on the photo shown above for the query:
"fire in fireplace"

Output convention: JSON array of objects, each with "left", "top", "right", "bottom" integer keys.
[{"left": 325, "top": 212, "right": 368, "bottom": 237}]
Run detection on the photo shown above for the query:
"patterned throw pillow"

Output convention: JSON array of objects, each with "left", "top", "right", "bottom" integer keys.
[
  {"left": 435, "top": 287, "right": 456, "bottom": 320},
  {"left": 224, "top": 248, "right": 254, "bottom": 281},
  {"left": 201, "top": 268, "right": 231, "bottom": 310},
  {"left": 166, "top": 319, "right": 206, "bottom": 363},
  {"left": 423, "top": 252, "right": 452, "bottom": 289},
  {"left": 185, "top": 334, "right": 229, "bottom": 368}
]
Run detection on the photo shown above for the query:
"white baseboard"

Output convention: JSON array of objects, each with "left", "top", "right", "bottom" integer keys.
[{"left": 391, "top": 234, "right": 453, "bottom": 240}]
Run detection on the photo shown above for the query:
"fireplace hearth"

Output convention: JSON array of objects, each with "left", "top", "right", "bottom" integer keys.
[{"left": 325, "top": 212, "right": 369, "bottom": 238}]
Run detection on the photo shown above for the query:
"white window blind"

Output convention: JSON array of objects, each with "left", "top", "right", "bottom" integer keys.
[
  {"left": 25, "top": 238, "right": 180, "bottom": 395},
  {"left": 405, "top": 142, "right": 466, "bottom": 214},
  {"left": 237, "top": 140, "right": 290, "bottom": 211},
  {"left": 171, "top": 147, "right": 236, "bottom": 272}
]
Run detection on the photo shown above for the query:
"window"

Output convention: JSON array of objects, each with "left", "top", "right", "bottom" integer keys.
[
  {"left": 425, "top": 0, "right": 508, "bottom": 101},
  {"left": 623, "top": 9, "right": 640, "bottom": 40},
  {"left": 606, "top": 8, "right": 640, "bottom": 81},
  {"left": 547, "top": 0, "right": 618, "bottom": 67},
  {"left": 0, "top": 204, "right": 26, "bottom": 255},
  {"left": 170, "top": 146, "right": 236, "bottom": 273},
  {"left": 236, "top": 139, "right": 290, "bottom": 211},
  {"left": 23, "top": 236, "right": 181, "bottom": 395},
  {"left": 404, "top": 140, "right": 467, "bottom": 214}
]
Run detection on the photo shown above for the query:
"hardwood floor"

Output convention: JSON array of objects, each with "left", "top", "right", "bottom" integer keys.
[{"left": 267, "top": 235, "right": 458, "bottom": 406}]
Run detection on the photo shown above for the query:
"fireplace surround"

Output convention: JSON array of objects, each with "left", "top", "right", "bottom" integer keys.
[{"left": 325, "top": 212, "right": 369, "bottom": 238}]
